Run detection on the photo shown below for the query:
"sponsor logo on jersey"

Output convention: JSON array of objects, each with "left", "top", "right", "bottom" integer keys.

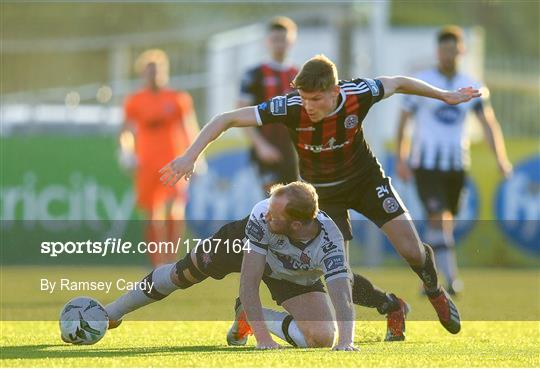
[
  {"left": 275, "top": 252, "right": 310, "bottom": 271},
  {"left": 324, "top": 255, "right": 345, "bottom": 271},
  {"left": 270, "top": 96, "right": 287, "bottom": 116},
  {"left": 164, "top": 102, "right": 176, "bottom": 114},
  {"left": 344, "top": 115, "right": 359, "bottom": 129},
  {"left": 433, "top": 105, "right": 461, "bottom": 125},
  {"left": 295, "top": 127, "right": 316, "bottom": 131},
  {"left": 322, "top": 242, "right": 338, "bottom": 254},
  {"left": 246, "top": 218, "right": 264, "bottom": 242},
  {"left": 364, "top": 78, "right": 380, "bottom": 96},
  {"left": 382, "top": 197, "right": 400, "bottom": 214},
  {"left": 302, "top": 137, "right": 350, "bottom": 153}
]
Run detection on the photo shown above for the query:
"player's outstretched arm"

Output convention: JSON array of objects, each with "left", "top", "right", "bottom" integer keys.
[
  {"left": 377, "top": 76, "right": 481, "bottom": 105},
  {"left": 327, "top": 277, "right": 358, "bottom": 351},
  {"left": 159, "top": 107, "right": 258, "bottom": 186},
  {"left": 240, "top": 249, "right": 280, "bottom": 350},
  {"left": 475, "top": 103, "right": 513, "bottom": 177}
]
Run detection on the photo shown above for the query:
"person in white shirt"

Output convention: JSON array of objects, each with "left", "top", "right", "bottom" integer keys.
[
  {"left": 104, "top": 182, "right": 357, "bottom": 351},
  {"left": 395, "top": 25, "right": 512, "bottom": 294}
]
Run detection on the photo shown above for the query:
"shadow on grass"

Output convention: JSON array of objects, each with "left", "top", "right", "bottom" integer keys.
[
  {"left": 2, "top": 337, "right": 387, "bottom": 360},
  {"left": 1, "top": 344, "right": 259, "bottom": 360}
]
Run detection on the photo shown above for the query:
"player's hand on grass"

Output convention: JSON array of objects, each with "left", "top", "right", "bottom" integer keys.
[
  {"left": 255, "top": 339, "right": 281, "bottom": 350},
  {"left": 159, "top": 155, "right": 195, "bottom": 186},
  {"left": 396, "top": 159, "right": 413, "bottom": 182},
  {"left": 443, "top": 87, "right": 481, "bottom": 105},
  {"left": 255, "top": 141, "right": 282, "bottom": 164},
  {"left": 332, "top": 343, "right": 359, "bottom": 351}
]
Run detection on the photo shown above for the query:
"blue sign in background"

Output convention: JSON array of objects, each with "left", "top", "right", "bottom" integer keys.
[{"left": 495, "top": 154, "right": 540, "bottom": 256}]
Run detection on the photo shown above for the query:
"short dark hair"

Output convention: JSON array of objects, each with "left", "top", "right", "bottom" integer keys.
[
  {"left": 269, "top": 181, "right": 319, "bottom": 222},
  {"left": 291, "top": 54, "right": 338, "bottom": 92},
  {"left": 437, "top": 25, "right": 464, "bottom": 45},
  {"left": 268, "top": 16, "right": 297, "bottom": 36}
]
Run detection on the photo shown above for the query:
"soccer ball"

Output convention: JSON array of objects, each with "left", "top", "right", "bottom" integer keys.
[{"left": 59, "top": 296, "right": 109, "bottom": 345}]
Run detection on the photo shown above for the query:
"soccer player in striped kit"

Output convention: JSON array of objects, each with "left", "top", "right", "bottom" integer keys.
[
  {"left": 238, "top": 17, "right": 300, "bottom": 192},
  {"left": 395, "top": 26, "right": 512, "bottom": 295},
  {"left": 160, "top": 54, "right": 481, "bottom": 337}
]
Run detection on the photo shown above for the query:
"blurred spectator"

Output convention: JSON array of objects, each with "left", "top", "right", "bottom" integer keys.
[
  {"left": 395, "top": 25, "right": 512, "bottom": 294},
  {"left": 119, "top": 49, "right": 201, "bottom": 267},
  {"left": 238, "top": 16, "right": 300, "bottom": 193}
]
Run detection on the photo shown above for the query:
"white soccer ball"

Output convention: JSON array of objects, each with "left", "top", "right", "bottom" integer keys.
[{"left": 59, "top": 296, "right": 109, "bottom": 345}]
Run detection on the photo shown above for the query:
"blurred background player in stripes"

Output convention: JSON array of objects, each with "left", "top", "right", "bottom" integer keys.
[
  {"left": 238, "top": 17, "right": 300, "bottom": 192},
  {"left": 395, "top": 26, "right": 512, "bottom": 295},
  {"left": 119, "top": 49, "right": 202, "bottom": 267}
]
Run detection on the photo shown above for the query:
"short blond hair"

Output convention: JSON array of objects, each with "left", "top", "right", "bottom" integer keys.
[
  {"left": 437, "top": 25, "right": 464, "bottom": 46},
  {"left": 291, "top": 54, "right": 338, "bottom": 92},
  {"left": 134, "top": 49, "right": 170, "bottom": 87},
  {"left": 269, "top": 181, "right": 319, "bottom": 222},
  {"left": 268, "top": 16, "right": 297, "bottom": 41}
]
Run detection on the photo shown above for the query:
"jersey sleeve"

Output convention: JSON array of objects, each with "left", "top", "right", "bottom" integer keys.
[
  {"left": 123, "top": 95, "right": 137, "bottom": 125},
  {"left": 355, "top": 78, "right": 385, "bottom": 107},
  {"left": 318, "top": 237, "right": 350, "bottom": 283},
  {"left": 244, "top": 201, "right": 270, "bottom": 255},
  {"left": 239, "top": 68, "right": 257, "bottom": 105},
  {"left": 254, "top": 93, "right": 299, "bottom": 128},
  {"left": 177, "top": 91, "right": 194, "bottom": 118}
]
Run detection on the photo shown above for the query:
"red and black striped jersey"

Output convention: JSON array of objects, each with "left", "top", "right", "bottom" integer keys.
[
  {"left": 240, "top": 62, "right": 299, "bottom": 163},
  {"left": 240, "top": 61, "right": 299, "bottom": 104},
  {"left": 254, "top": 78, "right": 385, "bottom": 185}
]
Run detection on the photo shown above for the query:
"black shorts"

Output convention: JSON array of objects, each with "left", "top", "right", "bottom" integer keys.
[
  {"left": 194, "top": 217, "right": 326, "bottom": 306},
  {"left": 413, "top": 168, "right": 466, "bottom": 215},
  {"left": 315, "top": 169, "right": 407, "bottom": 240}
]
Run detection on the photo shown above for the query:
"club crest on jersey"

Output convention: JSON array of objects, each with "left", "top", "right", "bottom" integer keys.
[
  {"left": 364, "top": 78, "right": 380, "bottom": 96},
  {"left": 299, "top": 252, "right": 311, "bottom": 264},
  {"left": 270, "top": 96, "right": 287, "bottom": 116},
  {"left": 275, "top": 252, "right": 310, "bottom": 271},
  {"left": 344, "top": 115, "right": 358, "bottom": 129},
  {"left": 264, "top": 76, "right": 278, "bottom": 86},
  {"left": 382, "top": 197, "right": 400, "bottom": 214}
]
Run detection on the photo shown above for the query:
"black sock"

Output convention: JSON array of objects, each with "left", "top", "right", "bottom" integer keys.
[
  {"left": 352, "top": 273, "right": 398, "bottom": 314},
  {"left": 411, "top": 243, "right": 440, "bottom": 296}
]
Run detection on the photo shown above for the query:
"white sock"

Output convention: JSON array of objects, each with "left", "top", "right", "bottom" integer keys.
[
  {"left": 151, "top": 263, "right": 178, "bottom": 295},
  {"left": 262, "top": 308, "right": 307, "bottom": 348},
  {"left": 425, "top": 227, "right": 446, "bottom": 247},
  {"left": 434, "top": 247, "right": 458, "bottom": 286},
  {"left": 106, "top": 263, "right": 178, "bottom": 321}
]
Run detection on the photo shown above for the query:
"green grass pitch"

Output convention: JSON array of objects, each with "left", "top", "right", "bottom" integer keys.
[{"left": 1, "top": 266, "right": 539, "bottom": 367}]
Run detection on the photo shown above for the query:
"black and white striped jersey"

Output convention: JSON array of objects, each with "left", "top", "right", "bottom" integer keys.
[
  {"left": 245, "top": 199, "right": 349, "bottom": 286},
  {"left": 402, "top": 68, "right": 486, "bottom": 171}
]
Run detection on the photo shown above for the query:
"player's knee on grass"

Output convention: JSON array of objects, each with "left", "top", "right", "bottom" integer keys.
[{"left": 301, "top": 321, "right": 336, "bottom": 348}]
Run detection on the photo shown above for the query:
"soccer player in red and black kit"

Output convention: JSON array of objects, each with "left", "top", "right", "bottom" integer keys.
[
  {"left": 160, "top": 55, "right": 481, "bottom": 337},
  {"left": 238, "top": 17, "right": 300, "bottom": 192}
]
